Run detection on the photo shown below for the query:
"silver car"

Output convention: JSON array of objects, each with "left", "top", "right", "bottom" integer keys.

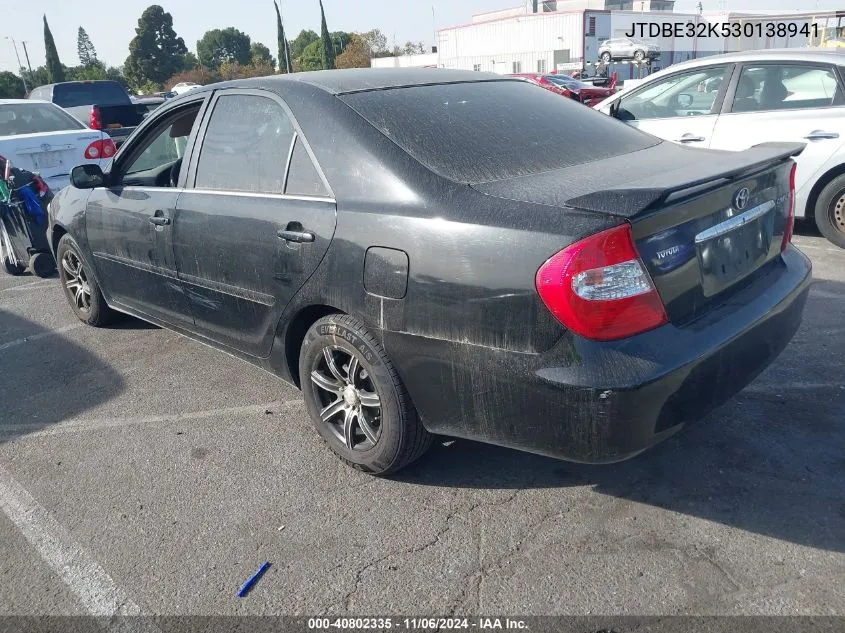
[{"left": 598, "top": 38, "right": 660, "bottom": 63}]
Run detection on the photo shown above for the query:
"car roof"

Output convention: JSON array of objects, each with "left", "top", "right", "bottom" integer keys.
[
  {"left": 669, "top": 48, "right": 845, "bottom": 69},
  {"left": 188, "top": 68, "right": 512, "bottom": 97}
]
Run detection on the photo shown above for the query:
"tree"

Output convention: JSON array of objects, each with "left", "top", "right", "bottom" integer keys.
[
  {"left": 106, "top": 66, "right": 130, "bottom": 91},
  {"left": 197, "top": 28, "right": 251, "bottom": 70},
  {"left": 124, "top": 5, "right": 188, "bottom": 89},
  {"left": 330, "top": 31, "right": 351, "bottom": 57},
  {"left": 43, "top": 15, "right": 65, "bottom": 83},
  {"left": 165, "top": 68, "right": 218, "bottom": 91},
  {"left": 319, "top": 0, "right": 335, "bottom": 70},
  {"left": 297, "top": 40, "right": 323, "bottom": 71},
  {"left": 402, "top": 41, "right": 426, "bottom": 55},
  {"left": 182, "top": 52, "right": 199, "bottom": 70},
  {"left": 250, "top": 42, "right": 275, "bottom": 68},
  {"left": 67, "top": 63, "right": 108, "bottom": 81},
  {"left": 274, "top": 1, "right": 291, "bottom": 73},
  {"left": 290, "top": 29, "right": 319, "bottom": 59},
  {"left": 0, "top": 72, "right": 25, "bottom": 99},
  {"left": 360, "top": 29, "right": 387, "bottom": 57},
  {"left": 21, "top": 66, "right": 50, "bottom": 90},
  {"left": 77, "top": 27, "right": 99, "bottom": 67},
  {"left": 335, "top": 34, "right": 371, "bottom": 69}
]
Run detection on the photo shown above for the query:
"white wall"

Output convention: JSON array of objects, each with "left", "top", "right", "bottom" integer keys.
[
  {"left": 437, "top": 11, "right": 585, "bottom": 73},
  {"left": 370, "top": 53, "right": 439, "bottom": 69}
]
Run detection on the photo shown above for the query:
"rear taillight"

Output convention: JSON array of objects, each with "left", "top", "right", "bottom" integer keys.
[
  {"left": 84, "top": 138, "right": 116, "bottom": 160},
  {"left": 781, "top": 162, "right": 797, "bottom": 251},
  {"left": 536, "top": 224, "right": 668, "bottom": 341},
  {"left": 89, "top": 106, "right": 102, "bottom": 130}
]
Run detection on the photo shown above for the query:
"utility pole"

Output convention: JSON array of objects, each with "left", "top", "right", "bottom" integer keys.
[
  {"left": 5, "top": 37, "right": 28, "bottom": 92},
  {"left": 20, "top": 41, "right": 33, "bottom": 75}
]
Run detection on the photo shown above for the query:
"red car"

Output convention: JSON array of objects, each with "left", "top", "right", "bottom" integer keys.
[
  {"left": 544, "top": 75, "right": 616, "bottom": 107},
  {"left": 507, "top": 73, "right": 571, "bottom": 98}
]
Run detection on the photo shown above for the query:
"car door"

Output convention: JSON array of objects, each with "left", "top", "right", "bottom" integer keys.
[
  {"left": 603, "top": 64, "right": 734, "bottom": 147},
  {"left": 174, "top": 89, "right": 337, "bottom": 357},
  {"left": 709, "top": 61, "right": 845, "bottom": 218},
  {"left": 84, "top": 96, "right": 208, "bottom": 326}
]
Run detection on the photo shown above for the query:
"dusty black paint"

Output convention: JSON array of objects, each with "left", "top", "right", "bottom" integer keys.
[{"left": 48, "top": 69, "right": 812, "bottom": 463}]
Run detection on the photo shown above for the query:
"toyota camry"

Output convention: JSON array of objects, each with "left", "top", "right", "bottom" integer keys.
[{"left": 48, "top": 69, "right": 811, "bottom": 474}]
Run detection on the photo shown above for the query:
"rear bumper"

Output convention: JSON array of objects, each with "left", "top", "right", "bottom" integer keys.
[{"left": 388, "top": 247, "right": 812, "bottom": 463}]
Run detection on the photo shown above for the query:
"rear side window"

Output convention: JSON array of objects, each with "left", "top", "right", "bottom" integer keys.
[
  {"left": 285, "top": 137, "right": 329, "bottom": 197},
  {"left": 730, "top": 64, "right": 844, "bottom": 113},
  {"left": 195, "top": 94, "right": 295, "bottom": 194},
  {"left": 0, "top": 103, "right": 84, "bottom": 135},
  {"left": 341, "top": 80, "right": 658, "bottom": 184},
  {"left": 52, "top": 81, "right": 129, "bottom": 107}
]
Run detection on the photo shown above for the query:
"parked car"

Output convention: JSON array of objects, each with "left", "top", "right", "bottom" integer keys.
[
  {"left": 545, "top": 75, "right": 616, "bottom": 106},
  {"left": 598, "top": 38, "right": 660, "bottom": 63},
  {"left": 594, "top": 49, "right": 845, "bottom": 248},
  {"left": 171, "top": 82, "right": 201, "bottom": 95},
  {"left": 27, "top": 80, "right": 144, "bottom": 148},
  {"left": 48, "top": 69, "right": 810, "bottom": 474},
  {"left": 507, "top": 73, "right": 570, "bottom": 97},
  {"left": 0, "top": 99, "right": 116, "bottom": 192}
]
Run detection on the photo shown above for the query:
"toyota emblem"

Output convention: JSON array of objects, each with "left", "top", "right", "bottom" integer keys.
[
  {"left": 40, "top": 143, "right": 51, "bottom": 152},
  {"left": 734, "top": 187, "right": 750, "bottom": 211}
]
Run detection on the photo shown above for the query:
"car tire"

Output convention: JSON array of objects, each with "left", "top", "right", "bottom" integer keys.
[
  {"left": 29, "top": 252, "right": 55, "bottom": 278},
  {"left": 299, "top": 314, "right": 432, "bottom": 475},
  {"left": 56, "top": 234, "right": 118, "bottom": 326},
  {"left": 814, "top": 174, "right": 845, "bottom": 249},
  {"left": 634, "top": 50, "right": 645, "bottom": 61},
  {"left": 3, "top": 256, "right": 25, "bottom": 276},
  {"left": 600, "top": 52, "right": 611, "bottom": 63}
]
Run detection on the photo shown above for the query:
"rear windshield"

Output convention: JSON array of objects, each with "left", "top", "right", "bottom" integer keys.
[
  {"left": 340, "top": 80, "right": 658, "bottom": 184},
  {"left": 52, "top": 81, "right": 129, "bottom": 108},
  {"left": 0, "top": 103, "right": 85, "bottom": 136}
]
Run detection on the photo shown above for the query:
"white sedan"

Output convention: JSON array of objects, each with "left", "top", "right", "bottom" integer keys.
[
  {"left": 595, "top": 48, "right": 845, "bottom": 248},
  {"left": 0, "top": 99, "right": 116, "bottom": 192}
]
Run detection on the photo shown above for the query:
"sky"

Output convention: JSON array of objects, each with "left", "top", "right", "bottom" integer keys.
[{"left": 2, "top": 0, "right": 844, "bottom": 74}]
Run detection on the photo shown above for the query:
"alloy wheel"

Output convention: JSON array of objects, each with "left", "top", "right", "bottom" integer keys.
[
  {"left": 61, "top": 250, "right": 91, "bottom": 312},
  {"left": 310, "top": 346, "right": 382, "bottom": 451}
]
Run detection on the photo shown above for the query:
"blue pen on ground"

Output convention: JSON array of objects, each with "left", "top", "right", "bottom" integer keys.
[{"left": 237, "top": 561, "right": 271, "bottom": 597}]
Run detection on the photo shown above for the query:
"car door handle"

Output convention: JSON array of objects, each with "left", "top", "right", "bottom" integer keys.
[
  {"left": 277, "top": 229, "right": 315, "bottom": 243},
  {"left": 149, "top": 216, "right": 171, "bottom": 226},
  {"left": 676, "top": 134, "right": 706, "bottom": 143},
  {"left": 804, "top": 130, "right": 839, "bottom": 140}
]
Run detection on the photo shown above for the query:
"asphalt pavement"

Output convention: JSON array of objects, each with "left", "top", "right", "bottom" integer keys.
[{"left": 0, "top": 227, "right": 843, "bottom": 617}]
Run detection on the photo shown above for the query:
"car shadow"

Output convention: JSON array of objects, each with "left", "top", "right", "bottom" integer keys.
[
  {"left": 0, "top": 309, "right": 125, "bottom": 442},
  {"left": 397, "top": 278, "right": 845, "bottom": 553}
]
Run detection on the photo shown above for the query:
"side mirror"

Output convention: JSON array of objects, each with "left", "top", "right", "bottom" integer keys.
[
  {"left": 71, "top": 164, "right": 106, "bottom": 189},
  {"left": 677, "top": 93, "right": 694, "bottom": 108},
  {"left": 609, "top": 99, "right": 621, "bottom": 118}
]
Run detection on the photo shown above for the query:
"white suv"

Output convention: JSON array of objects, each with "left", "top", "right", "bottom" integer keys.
[{"left": 595, "top": 49, "right": 845, "bottom": 248}]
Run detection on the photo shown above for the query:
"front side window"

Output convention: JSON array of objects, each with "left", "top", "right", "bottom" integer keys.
[
  {"left": 730, "top": 64, "right": 843, "bottom": 113},
  {"left": 617, "top": 65, "right": 730, "bottom": 121},
  {"left": 123, "top": 108, "right": 199, "bottom": 179},
  {"left": 194, "top": 94, "right": 295, "bottom": 194}
]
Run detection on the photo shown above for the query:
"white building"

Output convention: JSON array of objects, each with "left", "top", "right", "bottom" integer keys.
[
  {"left": 433, "top": 1, "right": 843, "bottom": 79},
  {"left": 370, "top": 52, "right": 439, "bottom": 69}
]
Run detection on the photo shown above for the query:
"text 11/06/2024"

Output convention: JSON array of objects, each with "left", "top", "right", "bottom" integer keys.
[{"left": 307, "top": 617, "right": 529, "bottom": 630}]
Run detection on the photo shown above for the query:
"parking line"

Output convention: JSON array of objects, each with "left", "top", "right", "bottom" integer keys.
[
  {"left": 0, "top": 323, "right": 84, "bottom": 353},
  {"left": 0, "top": 279, "right": 56, "bottom": 293},
  {"left": 0, "top": 462, "right": 147, "bottom": 619},
  {"left": 0, "top": 400, "right": 301, "bottom": 439}
]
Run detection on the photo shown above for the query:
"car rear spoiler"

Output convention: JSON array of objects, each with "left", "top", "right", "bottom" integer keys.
[{"left": 565, "top": 142, "right": 804, "bottom": 217}]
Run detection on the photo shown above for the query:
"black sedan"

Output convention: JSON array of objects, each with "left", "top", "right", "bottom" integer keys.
[{"left": 48, "top": 69, "right": 811, "bottom": 474}]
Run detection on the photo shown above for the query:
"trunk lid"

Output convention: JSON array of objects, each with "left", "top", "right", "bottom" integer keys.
[
  {"left": 472, "top": 141, "right": 802, "bottom": 324},
  {"left": 1, "top": 129, "right": 104, "bottom": 179}
]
